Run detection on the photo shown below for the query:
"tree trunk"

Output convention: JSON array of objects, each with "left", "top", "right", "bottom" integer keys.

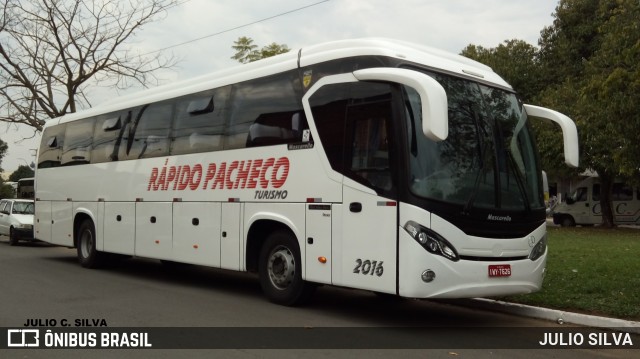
[{"left": 598, "top": 172, "right": 615, "bottom": 228}]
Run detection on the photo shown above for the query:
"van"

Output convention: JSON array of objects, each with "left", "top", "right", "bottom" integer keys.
[{"left": 552, "top": 177, "right": 640, "bottom": 226}]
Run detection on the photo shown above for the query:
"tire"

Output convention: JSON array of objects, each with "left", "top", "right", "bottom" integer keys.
[
  {"left": 76, "top": 220, "right": 104, "bottom": 268},
  {"left": 258, "top": 230, "right": 315, "bottom": 306},
  {"left": 9, "top": 227, "right": 18, "bottom": 246},
  {"left": 560, "top": 216, "right": 576, "bottom": 227}
]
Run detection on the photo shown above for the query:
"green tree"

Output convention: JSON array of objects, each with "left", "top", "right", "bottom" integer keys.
[
  {"left": 9, "top": 165, "right": 34, "bottom": 182},
  {"left": 0, "top": 0, "right": 178, "bottom": 131},
  {"left": 537, "top": 0, "right": 640, "bottom": 227},
  {"left": 0, "top": 138, "right": 13, "bottom": 199},
  {"left": 461, "top": 39, "right": 542, "bottom": 102},
  {"left": 231, "top": 37, "right": 289, "bottom": 64}
]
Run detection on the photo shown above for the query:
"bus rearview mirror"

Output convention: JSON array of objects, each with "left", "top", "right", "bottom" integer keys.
[{"left": 353, "top": 68, "right": 449, "bottom": 141}]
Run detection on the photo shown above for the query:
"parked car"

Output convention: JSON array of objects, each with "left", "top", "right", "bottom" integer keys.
[{"left": 0, "top": 199, "right": 35, "bottom": 245}]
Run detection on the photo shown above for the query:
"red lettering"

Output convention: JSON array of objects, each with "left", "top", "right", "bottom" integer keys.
[
  {"left": 178, "top": 165, "right": 191, "bottom": 190},
  {"left": 190, "top": 164, "right": 203, "bottom": 190},
  {"left": 225, "top": 161, "right": 239, "bottom": 189},
  {"left": 260, "top": 158, "right": 275, "bottom": 189},
  {"left": 235, "top": 160, "right": 251, "bottom": 189},
  {"left": 173, "top": 166, "right": 183, "bottom": 190},
  {"left": 203, "top": 163, "right": 217, "bottom": 189},
  {"left": 148, "top": 168, "right": 158, "bottom": 191},
  {"left": 271, "top": 157, "right": 289, "bottom": 188},
  {"left": 165, "top": 166, "right": 177, "bottom": 191},
  {"left": 212, "top": 162, "right": 226, "bottom": 190},
  {"left": 248, "top": 159, "right": 263, "bottom": 189}
]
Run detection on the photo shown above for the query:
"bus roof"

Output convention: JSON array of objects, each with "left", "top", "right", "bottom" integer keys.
[{"left": 48, "top": 38, "right": 510, "bottom": 128}]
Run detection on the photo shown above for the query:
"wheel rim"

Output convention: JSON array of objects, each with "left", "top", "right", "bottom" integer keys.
[
  {"left": 80, "top": 229, "right": 93, "bottom": 259},
  {"left": 267, "top": 245, "right": 296, "bottom": 290}
]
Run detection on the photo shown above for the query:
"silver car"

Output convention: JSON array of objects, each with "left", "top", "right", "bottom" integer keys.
[{"left": 0, "top": 199, "right": 35, "bottom": 245}]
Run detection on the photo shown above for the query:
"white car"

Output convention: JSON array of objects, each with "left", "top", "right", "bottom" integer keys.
[{"left": 0, "top": 199, "right": 35, "bottom": 245}]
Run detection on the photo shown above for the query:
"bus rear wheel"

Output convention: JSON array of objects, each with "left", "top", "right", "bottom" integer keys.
[
  {"left": 77, "top": 220, "right": 104, "bottom": 268},
  {"left": 258, "top": 230, "right": 315, "bottom": 306}
]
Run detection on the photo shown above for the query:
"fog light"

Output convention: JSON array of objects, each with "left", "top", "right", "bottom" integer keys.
[{"left": 421, "top": 270, "right": 436, "bottom": 283}]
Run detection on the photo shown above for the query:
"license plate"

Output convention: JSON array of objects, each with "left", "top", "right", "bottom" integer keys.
[{"left": 488, "top": 264, "right": 511, "bottom": 277}]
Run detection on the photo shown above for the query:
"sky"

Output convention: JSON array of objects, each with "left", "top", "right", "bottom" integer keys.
[{"left": 1, "top": 0, "right": 560, "bottom": 175}]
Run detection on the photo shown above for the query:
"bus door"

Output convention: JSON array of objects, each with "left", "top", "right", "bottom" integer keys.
[
  {"left": 304, "top": 75, "right": 398, "bottom": 294},
  {"left": 340, "top": 98, "right": 398, "bottom": 294}
]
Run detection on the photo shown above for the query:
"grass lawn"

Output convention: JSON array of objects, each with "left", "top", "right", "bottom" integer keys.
[{"left": 498, "top": 226, "right": 640, "bottom": 321}]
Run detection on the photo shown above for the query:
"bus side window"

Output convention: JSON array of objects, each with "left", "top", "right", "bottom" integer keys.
[
  {"left": 344, "top": 83, "right": 394, "bottom": 193},
  {"left": 123, "top": 102, "right": 173, "bottom": 160},
  {"left": 92, "top": 112, "right": 126, "bottom": 163},
  {"left": 309, "top": 83, "right": 350, "bottom": 173},
  {"left": 61, "top": 118, "right": 95, "bottom": 166},
  {"left": 171, "top": 87, "right": 229, "bottom": 155},
  {"left": 38, "top": 124, "right": 67, "bottom": 168},
  {"left": 309, "top": 81, "right": 396, "bottom": 194},
  {"left": 592, "top": 184, "right": 600, "bottom": 201},
  {"left": 228, "top": 72, "right": 303, "bottom": 150}
]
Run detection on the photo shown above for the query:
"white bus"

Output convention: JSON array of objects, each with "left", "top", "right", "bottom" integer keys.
[{"left": 35, "top": 38, "right": 579, "bottom": 305}]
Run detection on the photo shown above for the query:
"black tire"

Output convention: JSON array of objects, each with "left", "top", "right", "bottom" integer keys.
[
  {"left": 258, "top": 230, "right": 315, "bottom": 306},
  {"left": 9, "top": 227, "right": 18, "bottom": 246},
  {"left": 76, "top": 220, "right": 104, "bottom": 268},
  {"left": 560, "top": 216, "right": 576, "bottom": 227}
]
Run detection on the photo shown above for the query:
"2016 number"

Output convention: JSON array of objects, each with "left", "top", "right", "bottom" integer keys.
[{"left": 353, "top": 259, "right": 384, "bottom": 277}]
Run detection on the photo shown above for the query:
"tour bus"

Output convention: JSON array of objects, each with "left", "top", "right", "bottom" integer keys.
[
  {"left": 553, "top": 176, "right": 640, "bottom": 227},
  {"left": 35, "top": 38, "right": 579, "bottom": 305},
  {"left": 17, "top": 177, "right": 35, "bottom": 199}
]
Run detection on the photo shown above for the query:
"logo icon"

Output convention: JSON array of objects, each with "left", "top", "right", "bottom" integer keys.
[
  {"left": 303, "top": 70, "right": 313, "bottom": 88},
  {"left": 7, "top": 329, "right": 40, "bottom": 347}
]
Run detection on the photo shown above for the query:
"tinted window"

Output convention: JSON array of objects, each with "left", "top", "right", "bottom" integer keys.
[
  {"left": 309, "top": 83, "right": 351, "bottom": 172},
  {"left": 310, "top": 82, "right": 395, "bottom": 194},
  {"left": 612, "top": 183, "right": 633, "bottom": 201},
  {"left": 227, "top": 73, "right": 303, "bottom": 150},
  {"left": 592, "top": 184, "right": 600, "bottom": 201},
  {"left": 171, "top": 87, "right": 229, "bottom": 155},
  {"left": 61, "top": 118, "right": 95, "bottom": 166},
  {"left": 92, "top": 111, "right": 130, "bottom": 163},
  {"left": 38, "top": 124, "right": 67, "bottom": 168},
  {"left": 121, "top": 102, "right": 173, "bottom": 160}
]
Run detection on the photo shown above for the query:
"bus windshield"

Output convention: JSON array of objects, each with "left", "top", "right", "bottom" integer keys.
[{"left": 405, "top": 72, "right": 544, "bottom": 212}]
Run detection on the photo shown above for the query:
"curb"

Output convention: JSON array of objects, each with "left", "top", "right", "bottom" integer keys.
[{"left": 447, "top": 298, "right": 640, "bottom": 334}]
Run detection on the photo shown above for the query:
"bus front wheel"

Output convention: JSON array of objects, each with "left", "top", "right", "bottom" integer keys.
[
  {"left": 77, "top": 220, "right": 104, "bottom": 268},
  {"left": 258, "top": 230, "right": 315, "bottom": 306}
]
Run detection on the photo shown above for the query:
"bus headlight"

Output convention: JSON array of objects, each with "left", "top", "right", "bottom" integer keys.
[
  {"left": 528, "top": 234, "right": 547, "bottom": 261},
  {"left": 404, "top": 221, "right": 459, "bottom": 262}
]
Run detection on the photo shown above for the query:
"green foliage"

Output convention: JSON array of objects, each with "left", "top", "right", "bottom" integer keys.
[
  {"left": 231, "top": 37, "right": 290, "bottom": 64},
  {"left": 501, "top": 227, "right": 640, "bottom": 320},
  {"left": 463, "top": 0, "right": 640, "bottom": 225},
  {"left": 461, "top": 39, "right": 542, "bottom": 102},
  {"left": 9, "top": 165, "right": 34, "bottom": 182},
  {"left": 0, "top": 138, "right": 7, "bottom": 173}
]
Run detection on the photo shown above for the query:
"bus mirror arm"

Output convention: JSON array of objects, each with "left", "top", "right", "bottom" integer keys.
[
  {"left": 524, "top": 104, "right": 579, "bottom": 168},
  {"left": 353, "top": 68, "right": 449, "bottom": 141}
]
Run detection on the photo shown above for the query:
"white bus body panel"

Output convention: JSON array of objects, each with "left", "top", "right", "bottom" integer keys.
[
  {"left": 173, "top": 202, "right": 222, "bottom": 267},
  {"left": 304, "top": 204, "right": 332, "bottom": 284},
  {"left": 52, "top": 202, "right": 73, "bottom": 247},
  {"left": 221, "top": 203, "right": 242, "bottom": 271},
  {"left": 398, "top": 203, "right": 546, "bottom": 298},
  {"left": 103, "top": 202, "right": 135, "bottom": 255},
  {"left": 336, "top": 178, "right": 397, "bottom": 294},
  {"left": 135, "top": 202, "right": 172, "bottom": 260}
]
